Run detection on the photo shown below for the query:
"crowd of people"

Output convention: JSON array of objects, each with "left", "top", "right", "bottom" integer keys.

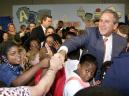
[{"left": 0, "top": 9, "right": 129, "bottom": 96}]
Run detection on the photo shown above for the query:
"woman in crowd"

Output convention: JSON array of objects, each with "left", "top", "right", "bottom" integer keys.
[
  {"left": 0, "top": 53, "right": 64, "bottom": 96},
  {"left": 0, "top": 41, "right": 51, "bottom": 87}
]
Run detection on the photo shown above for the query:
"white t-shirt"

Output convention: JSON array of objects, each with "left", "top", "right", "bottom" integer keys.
[
  {"left": 63, "top": 72, "right": 90, "bottom": 96},
  {"left": 64, "top": 59, "right": 79, "bottom": 80}
]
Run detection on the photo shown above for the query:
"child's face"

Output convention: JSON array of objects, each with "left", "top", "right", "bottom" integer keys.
[
  {"left": 78, "top": 64, "right": 96, "bottom": 82},
  {"left": 46, "top": 36, "right": 54, "bottom": 47},
  {"left": 57, "top": 30, "right": 62, "bottom": 38},
  {"left": 7, "top": 46, "right": 21, "bottom": 65},
  {"left": 8, "top": 24, "right": 16, "bottom": 33},
  {"left": 45, "top": 28, "right": 54, "bottom": 36},
  {"left": 30, "top": 40, "right": 40, "bottom": 50}
]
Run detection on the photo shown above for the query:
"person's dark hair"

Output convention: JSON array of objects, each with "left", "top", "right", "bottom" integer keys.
[
  {"left": 29, "top": 38, "right": 40, "bottom": 49},
  {"left": 41, "top": 15, "right": 52, "bottom": 22},
  {"left": 93, "top": 19, "right": 99, "bottom": 23},
  {"left": 67, "top": 49, "right": 80, "bottom": 60},
  {"left": 69, "top": 26, "right": 76, "bottom": 30},
  {"left": 118, "top": 22, "right": 127, "bottom": 27},
  {"left": 26, "top": 27, "right": 30, "bottom": 31},
  {"left": 74, "top": 86, "right": 123, "bottom": 96},
  {"left": 20, "top": 24, "right": 26, "bottom": 29},
  {"left": 46, "top": 26, "right": 55, "bottom": 32},
  {"left": 58, "top": 20, "right": 64, "bottom": 24},
  {"left": 67, "top": 32, "right": 77, "bottom": 37},
  {"left": 0, "top": 41, "right": 19, "bottom": 56},
  {"left": 29, "top": 22, "right": 36, "bottom": 26},
  {"left": 44, "top": 33, "right": 62, "bottom": 45},
  {"left": 13, "top": 33, "right": 22, "bottom": 45},
  {"left": 53, "top": 33, "right": 62, "bottom": 45},
  {"left": 0, "top": 30, "right": 4, "bottom": 43},
  {"left": 101, "top": 9, "right": 119, "bottom": 24},
  {"left": 79, "top": 54, "right": 97, "bottom": 66}
]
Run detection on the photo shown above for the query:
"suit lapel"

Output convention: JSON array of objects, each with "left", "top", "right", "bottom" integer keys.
[
  {"left": 95, "top": 29, "right": 105, "bottom": 61},
  {"left": 112, "top": 33, "right": 118, "bottom": 58}
]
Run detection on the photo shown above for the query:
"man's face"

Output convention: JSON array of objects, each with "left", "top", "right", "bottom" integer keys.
[
  {"left": 42, "top": 17, "right": 52, "bottom": 28},
  {"left": 98, "top": 12, "right": 118, "bottom": 37}
]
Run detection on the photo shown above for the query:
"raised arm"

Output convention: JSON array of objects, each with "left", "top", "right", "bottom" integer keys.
[{"left": 29, "top": 54, "right": 65, "bottom": 96}]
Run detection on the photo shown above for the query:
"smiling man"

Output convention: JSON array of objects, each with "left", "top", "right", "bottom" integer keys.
[{"left": 57, "top": 9, "right": 127, "bottom": 81}]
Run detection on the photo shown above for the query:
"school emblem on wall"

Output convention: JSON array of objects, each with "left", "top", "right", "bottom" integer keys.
[{"left": 16, "top": 7, "right": 51, "bottom": 24}]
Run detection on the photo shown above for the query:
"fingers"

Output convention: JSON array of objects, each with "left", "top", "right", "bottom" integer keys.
[
  {"left": 45, "top": 43, "right": 53, "bottom": 57},
  {"left": 49, "top": 53, "right": 64, "bottom": 71},
  {"left": 53, "top": 41, "right": 60, "bottom": 49}
]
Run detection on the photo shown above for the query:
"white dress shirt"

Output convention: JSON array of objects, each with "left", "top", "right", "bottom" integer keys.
[{"left": 103, "top": 35, "right": 112, "bottom": 62}]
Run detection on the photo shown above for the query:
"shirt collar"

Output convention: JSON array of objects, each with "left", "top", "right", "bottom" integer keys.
[
  {"left": 41, "top": 25, "right": 46, "bottom": 33},
  {"left": 102, "top": 34, "right": 112, "bottom": 40}
]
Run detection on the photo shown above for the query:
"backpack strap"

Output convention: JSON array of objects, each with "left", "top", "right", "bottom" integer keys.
[{"left": 66, "top": 76, "right": 90, "bottom": 87}]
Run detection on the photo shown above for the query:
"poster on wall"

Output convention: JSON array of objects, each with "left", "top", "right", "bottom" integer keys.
[{"left": 13, "top": 4, "right": 125, "bottom": 31}]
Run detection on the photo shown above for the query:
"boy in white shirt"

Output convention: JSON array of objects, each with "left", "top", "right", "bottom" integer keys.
[{"left": 63, "top": 54, "right": 97, "bottom": 96}]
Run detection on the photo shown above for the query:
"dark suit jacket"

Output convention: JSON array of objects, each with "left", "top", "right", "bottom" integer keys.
[
  {"left": 102, "top": 52, "right": 129, "bottom": 96},
  {"left": 63, "top": 27, "right": 127, "bottom": 80},
  {"left": 30, "top": 25, "right": 45, "bottom": 43}
]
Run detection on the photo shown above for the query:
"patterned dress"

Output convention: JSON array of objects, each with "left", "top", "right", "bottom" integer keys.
[{"left": 0, "top": 86, "right": 31, "bottom": 96}]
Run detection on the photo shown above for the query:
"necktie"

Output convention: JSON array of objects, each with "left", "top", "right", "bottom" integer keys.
[
  {"left": 103, "top": 37, "right": 108, "bottom": 46},
  {"left": 103, "top": 37, "right": 108, "bottom": 62}
]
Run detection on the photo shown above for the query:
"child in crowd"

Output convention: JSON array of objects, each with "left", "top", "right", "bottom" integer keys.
[
  {"left": 43, "top": 33, "right": 62, "bottom": 50},
  {"left": 0, "top": 41, "right": 50, "bottom": 86},
  {"left": 45, "top": 26, "right": 55, "bottom": 36},
  {"left": 0, "top": 53, "right": 64, "bottom": 96},
  {"left": 19, "top": 46, "right": 32, "bottom": 72},
  {"left": 34, "top": 43, "right": 57, "bottom": 84},
  {"left": 27, "top": 39, "right": 40, "bottom": 66},
  {"left": 64, "top": 32, "right": 80, "bottom": 80},
  {"left": 63, "top": 54, "right": 97, "bottom": 96}
]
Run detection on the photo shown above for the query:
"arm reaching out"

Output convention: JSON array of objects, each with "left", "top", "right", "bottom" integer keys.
[{"left": 29, "top": 54, "right": 64, "bottom": 96}]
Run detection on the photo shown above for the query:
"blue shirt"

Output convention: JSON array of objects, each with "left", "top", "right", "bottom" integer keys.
[{"left": 0, "top": 63, "right": 22, "bottom": 86}]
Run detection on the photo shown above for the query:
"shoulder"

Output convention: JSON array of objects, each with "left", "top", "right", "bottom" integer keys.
[
  {"left": 112, "top": 32, "right": 127, "bottom": 45},
  {"left": 113, "top": 32, "right": 126, "bottom": 41},
  {"left": 32, "top": 25, "right": 42, "bottom": 31},
  {"left": 64, "top": 74, "right": 84, "bottom": 96},
  {"left": 0, "top": 63, "right": 10, "bottom": 70},
  {"left": 85, "top": 27, "right": 98, "bottom": 32},
  {"left": 103, "top": 52, "right": 129, "bottom": 85},
  {"left": 83, "top": 27, "right": 99, "bottom": 36},
  {"left": 65, "top": 73, "right": 83, "bottom": 89}
]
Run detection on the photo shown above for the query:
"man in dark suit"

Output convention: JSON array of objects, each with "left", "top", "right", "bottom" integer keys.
[
  {"left": 30, "top": 15, "right": 52, "bottom": 43},
  {"left": 102, "top": 52, "right": 129, "bottom": 96},
  {"left": 57, "top": 9, "right": 127, "bottom": 81}
]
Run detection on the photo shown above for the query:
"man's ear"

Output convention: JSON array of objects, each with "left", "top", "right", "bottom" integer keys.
[{"left": 114, "top": 23, "right": 118, "bottom": 30}]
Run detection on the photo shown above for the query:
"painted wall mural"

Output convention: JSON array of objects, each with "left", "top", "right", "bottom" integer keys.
[{"left": 13, "top": 4, "right": 125, "bottom": 31}]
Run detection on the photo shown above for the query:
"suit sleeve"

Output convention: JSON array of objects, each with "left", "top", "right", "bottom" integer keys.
[{"left": 62, "top": 30, "right": 89, "bottom": 53}]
